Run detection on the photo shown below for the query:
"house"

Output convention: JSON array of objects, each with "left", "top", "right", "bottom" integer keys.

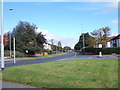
[
  {"left": 43, "top": 43, "right": 52, "bottom": 50},
  {"left": 109, "top": 34, "right": 120, "bottom": 47},
  {"left": 94, "top": 37, "right": 113, "bottom": 48}
]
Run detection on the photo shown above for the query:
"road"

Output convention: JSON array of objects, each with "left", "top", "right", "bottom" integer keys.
[{"left": 2, "top": 52, "right": 119, "bottom": 68}]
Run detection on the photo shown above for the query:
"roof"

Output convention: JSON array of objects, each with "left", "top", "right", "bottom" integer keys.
[{"left": 109, "top": 34, "right": 120, "bottom": 41}]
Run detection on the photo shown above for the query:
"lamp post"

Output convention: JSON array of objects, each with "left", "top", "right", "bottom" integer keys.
[
  {"left": 9, "top": 8, "right": 13, "bottom": 58},
  {"left": 80, "top": 24, "right": 85, "bottom": 48},
  {"left": 1, "top": 0, "right": 5, "bottom": 70},
  {"left": 13, "top": 37, "right": 16, "bottom": 64},
  {"left": 80, "top": 24, "right": 85, "bottom": 54}
]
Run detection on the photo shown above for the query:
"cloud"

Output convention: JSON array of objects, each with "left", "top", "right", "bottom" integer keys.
[
  {"left": 93, "top": 1, "right": 118, "bottom": 16},
  {"left": 36, "top": 28, "right": 77, "bottom": 49},
  {"left": 110, "top": 32, "right": 119, "bottom": 36},
  {"left": 36, "top": 28, "right": 54, "bottom": 41},
  {"left": 111, "top": 19, "right": 118, "bottom": 24}
]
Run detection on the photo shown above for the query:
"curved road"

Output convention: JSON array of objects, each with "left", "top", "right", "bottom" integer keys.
[{"left": 3, "top": 52, "right": 119, "bottom": 68}]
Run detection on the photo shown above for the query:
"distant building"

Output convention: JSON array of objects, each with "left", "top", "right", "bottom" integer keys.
[
  {"left": 43, "top": 43, "right": 52, "bottom": 50},
  {"left": 109, "top": 34, "right": 120, "bottom": 47}
]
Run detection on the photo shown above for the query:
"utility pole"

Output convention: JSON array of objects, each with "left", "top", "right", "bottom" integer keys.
[
  {"left": 1, "top": 0, "right": 5, "bottom": 70},
  {"left": 9, "top": 8, "right": 13, "bottom": 58},
  {"left": 81, "top": 24, "right": 85, "bottom": 48},
  {"left": 13, "top": 37, "right": 16, "bottom": 64},
  {"left": 80, "top": 24, "right": 85, "bottom": 54}
]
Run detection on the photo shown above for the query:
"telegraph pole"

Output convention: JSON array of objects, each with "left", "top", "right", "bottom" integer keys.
[
  {"left": 9, "top": 8, "right": 13, "bottom": 58},
  {"left": 80, "top": 24, "right": 85, "bottom": 54},
  {"left": 13, "top": 37, "right": 16, "bottom": 64}
]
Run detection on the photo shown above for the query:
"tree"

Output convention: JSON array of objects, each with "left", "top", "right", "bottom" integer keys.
[
  {"left": 50, "top": 39, "right": 54, "bottom": 45},
  {"left": 57, "top": 41, "right": 62, "bottom": 52},
  {"left": 91, "top": 26, "right": 110, "bottom": 47},
  {"left": 36, "top": 32, "right": 46, "bottom": 48},
  {"left": 12, "top": 21, "right": 46, "bottom": 54},
  {"left": 4, "top": 32, "right": 10, "bottom": 50},
  {"left": 74, "top": 33, "right": 95, "bottom": 50},
  {"left": 63, "top": 46, "right": 71, "bottom": 52}
]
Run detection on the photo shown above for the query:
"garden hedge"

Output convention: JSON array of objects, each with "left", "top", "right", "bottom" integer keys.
[{"left": 83, "top": 47, "right": 120, "bottom": 55}]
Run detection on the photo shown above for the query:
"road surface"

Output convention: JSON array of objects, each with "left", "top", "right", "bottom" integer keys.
[{"left": 2, "top": 52, "right": 119, "bottom": 68}]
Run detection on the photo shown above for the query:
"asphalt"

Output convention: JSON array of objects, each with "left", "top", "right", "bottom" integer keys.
[
  {"left": 3, "top": 52, "right": 75, "bottom": 68},
  {"left": 2, "top": 81, "right": 36, "bottom": 88},
  {"left": 1, "top": 52, "right": 119, "bottom": 68}
]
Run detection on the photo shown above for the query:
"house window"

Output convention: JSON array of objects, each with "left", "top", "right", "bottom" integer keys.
[{"left": 113, "top": 43, "right": 117, "bottom": 47}]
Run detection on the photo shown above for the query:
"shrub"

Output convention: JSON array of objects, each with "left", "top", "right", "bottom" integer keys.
[
  {"left": 83, "top": 47, "right": 120, "bottom": 55},
  {"left": 4, "top": 50, "right": 26, "bottom": 57}
]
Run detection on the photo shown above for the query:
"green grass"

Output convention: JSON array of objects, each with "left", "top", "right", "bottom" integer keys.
[{"left": 2, "top": 59, "right": 118, "bottom": 88}]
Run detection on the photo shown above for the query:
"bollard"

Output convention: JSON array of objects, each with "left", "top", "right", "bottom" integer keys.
[
  {"left": 99, "top": 52, "right": 102, "bottom": 58},
  {"left": 75, "top": 52, "right": 76, "bottom": 57}
]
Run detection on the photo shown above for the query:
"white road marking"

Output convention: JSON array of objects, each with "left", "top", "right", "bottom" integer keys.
[{"left": 57, "top": 59, "right": 67, "bottom": 61}]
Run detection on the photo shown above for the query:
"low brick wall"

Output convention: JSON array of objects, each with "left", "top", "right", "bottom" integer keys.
[{"left": 28, "top": 52, "right": 48, "bottom": 57}]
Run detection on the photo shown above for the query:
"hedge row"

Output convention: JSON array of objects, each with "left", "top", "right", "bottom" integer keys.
[
  {"left": 4, "top": 50, "right": 27, "bottom": 57},
  {"left": 83, "top": 47, "right": 120, "bottom": 55}
]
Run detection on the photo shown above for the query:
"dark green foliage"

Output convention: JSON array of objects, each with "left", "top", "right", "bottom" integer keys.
[
  {"left": 74, "top": 33, "right": 95, "bottom": 50},
  {"left": 11, "top": 21, "right": 46, "bottom": 55},
  {"left": 44, "top": 49, "right": 53, "bottom": 55},
  {"left": 84, "top": 47, "right": 120, "bottom": 55},
  {"left": 4, "top": 50, "right": 26, "bottom": 57},
  {"left": 63, "top": 46, "right": 71, "bottom": 52},
  {"left": 36, "top": 32, "right": 46, "bottom": 48},
  {"left": 57, "top": 41, "right": 62, "bottom": 52},
  {"left": 51, "top": 45, "right": 57, "bottom": 51}
]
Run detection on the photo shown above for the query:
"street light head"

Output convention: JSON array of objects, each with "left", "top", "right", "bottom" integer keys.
[{"left": 10, "top": 8, "right": 13, "bottom": 11}]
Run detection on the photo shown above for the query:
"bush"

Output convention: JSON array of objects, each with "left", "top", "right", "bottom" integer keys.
[
  {"left": 83, "top": 47, "right": 120, "bottom": 55},
  {"left": 44, "top": 49, "right": 54, "bottom": 55},
  {"left": 4, "top": 50, "right": 26, "bottom": 57}
]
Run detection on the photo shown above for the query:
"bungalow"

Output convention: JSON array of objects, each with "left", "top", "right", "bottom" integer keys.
[{"left": 109, "top": 34, "right": 120, "bottom": 47}]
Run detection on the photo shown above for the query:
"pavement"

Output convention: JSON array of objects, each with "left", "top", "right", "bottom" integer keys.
[
  {"left": 0, "top": 52, "right": 119, "bottom": 88},
  {"left": 1, "top": 81, "right": 36, "bottom": 88}
]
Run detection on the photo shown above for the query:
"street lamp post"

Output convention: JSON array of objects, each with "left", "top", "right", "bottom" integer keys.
[
  {"left": 9, "top": 8, "right": 13, "bottom": 58},
  {"left": 1, "top": 0, "right": 5, "bottom": 70},
  {"left": 81, "top": 24, "right": 85, "bottom": 48},
  {"left": 13, "top": 37, "right": 16, "bottom": 64},
  {"left": 80, "top": 24, "right": 85, "bottom": 54}
]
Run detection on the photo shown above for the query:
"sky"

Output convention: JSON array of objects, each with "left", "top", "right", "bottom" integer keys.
[{"left": 3, "top": 1, "right": 118, "bottom": 49}]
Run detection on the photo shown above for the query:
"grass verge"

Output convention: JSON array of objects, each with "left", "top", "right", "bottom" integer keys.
[
  {"left": 2, "top": 59, "right": 118, "bottom": 88},
  {"left": 5, "top": 53, "right": 66, "bottom": 60}
]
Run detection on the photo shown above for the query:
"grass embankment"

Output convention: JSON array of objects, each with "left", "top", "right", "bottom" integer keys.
[
  {"left": 5, "top": 53, "right": 66, "bottom": 60},
  {"left": 2, "top": 59, "right": 118, "bottom": 88}
]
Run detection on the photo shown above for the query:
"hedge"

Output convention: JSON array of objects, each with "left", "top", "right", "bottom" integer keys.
[
  {"left": 83, "top": 47, "right": 120, "bottom": 55},
  {"left": 4, "top": 50, "right": 27, "bottom": 57}
]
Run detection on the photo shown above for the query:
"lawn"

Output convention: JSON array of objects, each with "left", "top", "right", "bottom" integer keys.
[{"left": 2, "top": 59, "right": 118, "bottom": 88}]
